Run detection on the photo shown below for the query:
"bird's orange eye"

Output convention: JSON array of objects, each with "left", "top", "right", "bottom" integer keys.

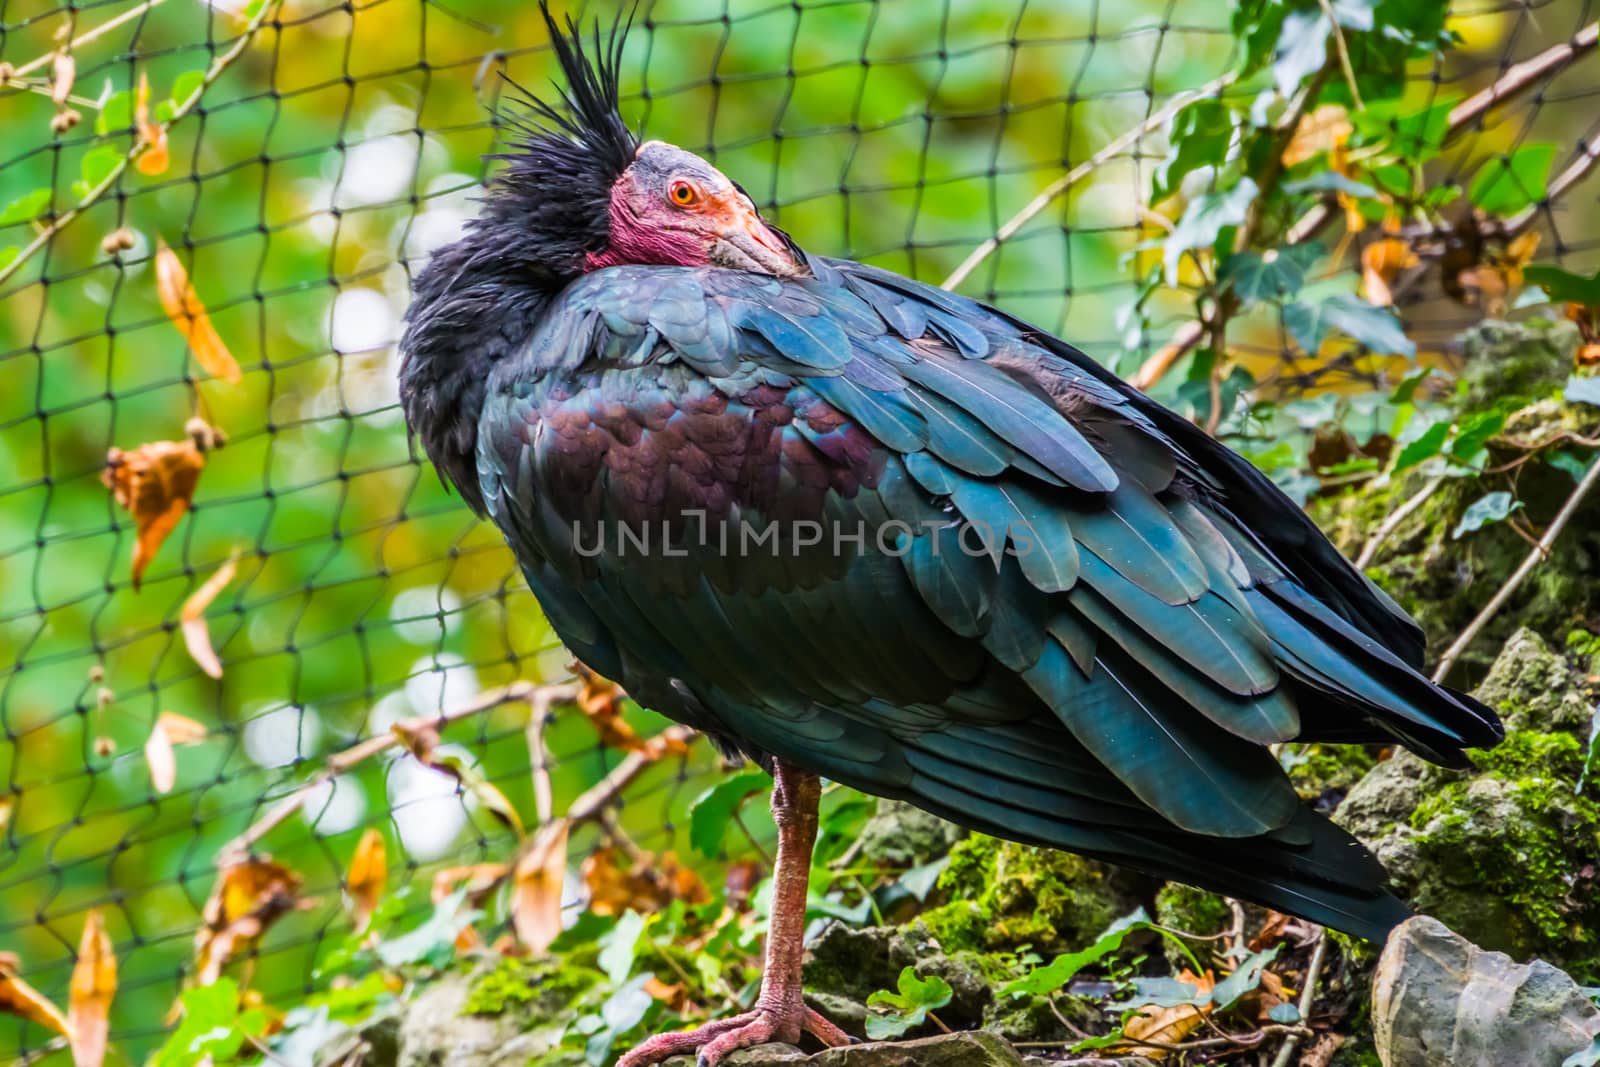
[{"left": 668, "top": 179, "right": 700, "bottom": 207}]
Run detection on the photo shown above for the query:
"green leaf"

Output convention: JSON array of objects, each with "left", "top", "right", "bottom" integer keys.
[
  {"left": 1450, "top": 410, "right": 1505, "bottom": 458},
  {"left": 1211, "top": 945, "right": 1281, "bottom": 1009},
  {"left": 0, "top": 246, "right": 17, "bottom": 273},
  {"left": 1393, "top": 419, "right": 1449, "bottom": 472},
  {"left": 1273, "top": 10, "right": 1331, "bottom": 98},
  {"left": 1546, "top": 449, "right": 1596, "bottom": 483},
  {"left": 1352, "top": 96, "right": 1458, "bottom": 159},
  {"left": 687, "top": 768, "right": 770, "bottom": 858},
  {"left": 1390, "top": 366, "right": 1436, "bottom": 404},
  {"left": 1268, "top": 1002, "right": 1302, "bottom": 1023},
  {"left": 865, "top": 967, "right": 953, "bottom": 1039},
  {"left": 1451, "top": 491, "right": 1523, "bottom": 539},
  {"left": 1283, "top": 172, "right": 1378, "bottom": 199},
  {"left": 0, "top": 188, "right": 51, "bottom": 228},
  {"left": 1469, "top": 143, "right": 1556, "bottom": 216},
  {"left": 1568, "top": 376, "right": 1600, "bottom": 408},
  {"left": 375, "top": 888, "right": 481, "bottom": 968},
  {"left": 1525, "top": 265, "right": 1600, "bottom": 308},
  {"left": 998, "top": 916, "right": 1149, "bottom": 998},
  {"left": 1575, "top": 702, "right": 1598, "bottom": 795},
  {"left": 79, "top": 145, "right": 122, "bottom": 192},
  {"left": 1283, "top": 294, "right": 1415, "bottom": 357},
  {"left": 151, "top": 979, "right": 267, "bottom": 1067},
  {"left": 1220, "top": 243, "right": 1323, "bottom": 303},
  {"left": 95, "top": 89, "right": 133, "bottom": 136},
  {"left": 598, "top": 909, "right": 647, "bottom": 985},
  {"left": 1154, "top": 100, "right": 1233, "bottom": 202},
  {"left": 1329, "top": 0, "right": 1375, "bottom": 30},
  {"left": 1163, "top": 178, "right": 1258, "bottom": 284},
  {"left": 172, "top": 69, "right": 208, "bottom": 105}
]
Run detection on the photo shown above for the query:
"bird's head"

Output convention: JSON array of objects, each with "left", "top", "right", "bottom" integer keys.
[{"left": 480, "top": 4, "right": 805, "bottom": 283}]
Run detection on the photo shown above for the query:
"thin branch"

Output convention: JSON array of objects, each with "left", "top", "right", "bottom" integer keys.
[
  {"left": 0, "top": 0, "right": 281, "bottom": 289},
  {"left": 1433, "top": 453, "right": 1600, "bottom": 681},
  {"left": 941, "top": 73, "right": 1238, "bottom": 291},
  {"left": 566, "top": 725, "right": 697, "bottom": 823},
  {"left": 217, "top": 680, "right": 547, "bottom": 867},
  {"left": 0, "top": 0, "right": 167, "bottom": 82},
  {"left": 1447, "top": 22, "right": 1600, "bottom": 134},
  {"left": 525, "top": 683, "right": 582, "bottom": 824},
  {"left": 1317, "top": 0, "right": 1364, "bottom": 111},
  {"left": 1270, "top": 927, "right": 1328, "bottom": 1067},
  {"left": 1355, "top": 475, "right": 1444, "bottom": 568}
]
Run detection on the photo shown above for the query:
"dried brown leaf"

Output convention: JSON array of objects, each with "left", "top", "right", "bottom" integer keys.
[
  {"left": 51, "top": 52, "right": 74, "bottom": 108},
  {"left": 101, "top": 436, "right": 208, "bottom": 588},
  {"left": 346, "top": 828, "right": 387, "bottom": 931},
  {"left": 194, "top": 856, "right": 307, "bottom": 984},
  {"left": 143, "top": 713, "right": 205, "bottom": 795},
  {"left": 155, "top": 240, "right": 240, "bottom": 383},
  {"left": 1360, "top": 218, "right": 1419, "bottom": 307},
  {"left": 68, "top": 910, "right": 116, "bottom": 1067},
  {"left": 574, "top": 663, "right": 644, "bottom": 751},
  {"left": 0, "top": 955, "right": 69, "bottom": 1039},
  {"left": 512, "top": 818, "right": 570, "bottom": 953},
  {"left": 180, "top": 553, "right": 238, "bottom": 678},
  {"left": 134, "top": 72, "right": 168, "bottom": 176},
  {"left": 1122, "top": 969, "right": 1215, "bottom": 1059},
  {"left": 392, "top": 720, "right": 525, "bottom": 835},
  {"left": 1282, "top": 105, "right": 1351, "bottom": 169},
  {"left": 583, "top": 846, "right": 707, "bottom": 917}
]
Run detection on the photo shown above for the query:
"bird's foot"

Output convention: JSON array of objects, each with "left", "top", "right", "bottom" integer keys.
[{"left": 614, "top": 1002, "right": 850, "bottom": 1067}]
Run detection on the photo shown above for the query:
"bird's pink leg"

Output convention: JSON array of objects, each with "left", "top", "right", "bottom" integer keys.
[{"left": 615, "top": 761, "right": 850, "bottom": 1067}]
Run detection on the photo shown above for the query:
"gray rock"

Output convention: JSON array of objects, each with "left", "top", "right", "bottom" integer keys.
[
  {"left": 858, "top": 799, "right": 966, "bottom": 868},
  {"left": 663, "top": 1031, "right": 1026, "bottom": 1066},
  {"left": 1460, "top": 317, "right": 1580, "bottom": 408},
  {"left": 392, "top": 970, "right": 566, "bottom": 1067},
  {"left": 1372, "top": 916, "right": 1600, "bottom": 1067}
]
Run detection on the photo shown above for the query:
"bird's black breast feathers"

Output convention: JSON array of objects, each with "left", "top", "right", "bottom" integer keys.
[{"left": 421, "top": 254, "right": 1501, "bottom": 941}]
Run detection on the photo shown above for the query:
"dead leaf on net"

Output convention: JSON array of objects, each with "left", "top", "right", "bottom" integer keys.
[
  {"left": 1121, "top": 968, "right": 1216, "bottom": 1059},
  {"left": 574, "top": 662, "right": 645, "bottom": 751},
  {"left": 102, "top": 435, "right": 209, "bottom": 588},
  {"left": 1456, "top": 231, "right": 1541, "bottom": 316},
  {"left": 144, "top": 711, "right": 207, "bottom": 795},
  {"left": 67, "top": 909, "right": 116, "bottom": 1067},
  {"left": 180, "top": 552, "right": 239, "bottom": 679},
  {"left": 51, "top": 52, "right": 75, "bottom": 108},
  {"left": 1360, "top": 222, "right": 1419, "bottom": 307},
  {"left": 511, "top": 817, "right": 570, "bottom": 953},
  {"left": 431, "top": 863, "right": 507, "bottom": 951},
  {"left": 0, "top": 953, "right": 70, "bottom": 1040},
  {"left": 194, "top": 856, "right": 308, "bottom": 985},
  {"left": 155, "top": 240, "right": 240, "bottom": 383},
  {"left": 1281, "top": 104, "right": 1352, "bottom": 169},
  {"left": 135, "top": 72, "right": 169, "bottom": 176},
  {"left": 346, "top": 828, "right": 387, "bottom": 932},
  {"left": 583, "top": 846, "right": 710, "bottom": 917}
]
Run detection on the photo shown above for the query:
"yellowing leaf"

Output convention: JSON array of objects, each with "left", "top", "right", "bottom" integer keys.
[
  {"left": 68, "top": 910, "right": 116, "bottom": 1067},
  {"left": 1282, "top": 105, "right": 1351, "bottom": 168},
  {"left": 134, "top": 72, "right": 168, "bottom": 176},
  {"left": 512, "top": 818, "right": 569, "bottom": 953},
  {"left": 0, "top": 955, "right": 69, "bottom": 1039},
  {"left": 155, "top": 240, "right": 240, "bottom": 383},
  {"left": 194, "top": 856, "right": 307, "bottom": 984},
  {"left": 180, "top": 553, "right": 238, "bottom": 678},
  {"left": 346, "top": 828, "right": 387, "bottom": 931},
  {"left": 101, "top": 435, "right": 209, "bottom": 588},
  {"left": 582, "top": 847, "right": 710, "bottom": 917},
  {"left": 1361, "top": 221, "right": 1419, "bottom": 307},
  {"left": 144, "top": 712, "right": 206, "bottom": 794},
  {"left": 1122, "top": 969, "right": 1216, "bottom": 1059}
]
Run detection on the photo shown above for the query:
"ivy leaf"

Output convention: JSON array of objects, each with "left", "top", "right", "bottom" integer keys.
[
  {"left": 597, "top": 910, "right": 647, "bottom": 985},
  {"left": 865, "top": 967, "right": 953, "bottom": 1040},
  {"left": 1154, "top": 100, "right": 1233, "bottom": 202},
  {"left": 1393, "top": 419, "right": 1449, "bottom": 472},
  {"left": 79, "top": 145, "right": 122, "bottom": 193},
  {"left": 1283, "top": 172, "right": 1378, "bottom": 199},
  {"left": 1273, "top": 10, "right": 1331, "bottom": 98},
  {"left": 95, "top": 90, "right": 132, "bottom": 136},
  {"left": 1450, "top": 410, "right": 1505, "bottom": 458},
  {"left": 1283, "top": 294, "right": 1415, "bottom": 357},
  {"left": 1163, "top": 178, "right": 1258, "bottom": 284},
  {"left": 687, "top": 769, "right": 770, "bottom": 859},
  {"left": 998, "top": 913, "right": 1155, "bottom": 998},
  {"left": 1220, "top": 243, "right": 1323, "bottom": 303},
  {"left": 1268, "top": 1002, "right": 1302, "bottom": 1024},
  {"left": 1525, "top": 265, "right": 1600, "bottom": 308},
  {"left": 1567, "top": 376, "right": 1600, "bottom": 408},
  {"left": 1547, "top": 449, "right": 1597, "bottom": 483},
  {"left": 0, "top": 189, "right": 51, "bottom": 228},
  {"left": 171, "top": 69, "right": 207, "bottom": 106},
  {"left": 1210, "top": 945, "right": 1281, "bottom": 1009},
  {"left": 1452, "top": 491, "right": 1523, "bottom": 540},
  {"left": 1469, "top": 144, "right": 1556, "bottom": 216},
  {"left": 1352, "top": 95, "right": 1458, "bottom": 159}
]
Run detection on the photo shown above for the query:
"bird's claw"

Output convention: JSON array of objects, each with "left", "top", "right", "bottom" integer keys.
[{"left": 614, "top": 1004, "right": 849, "bottom": 1067}]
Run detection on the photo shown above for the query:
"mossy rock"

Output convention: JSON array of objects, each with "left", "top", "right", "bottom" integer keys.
[
  {"left": 916, "top": 835, "right": 1147, "bottom": 957},
  {"left": 857, "top": 799, "right": 966, "bottom": 869},
  {"left": 1459, "top": 317, "right": 1580, "bottom": 409},
  {"left": 1336, "top": 630, "right": 1600, "bottom": 981}
]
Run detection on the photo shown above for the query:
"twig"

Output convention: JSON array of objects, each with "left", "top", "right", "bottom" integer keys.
[
  {"left": 1131, "top": 22, "right": 1600, "bottom": 392},
  {"left": 1433, "top": 453, "right": 1600, "bottom": 681},
  {"left": 1269, "top": 927, "right": 1329, "bottom": 1067},
  {"left": 217, "top": 680, "right": 550, "bottom": 867},
  {"left": 0, "top": 0, "right": 281, "bottom": 288},
  {"left": 1016, "top": 1023, "right": 1313, "bottom": 1053},
  {"left": 941, "top": 73, "right": 1238, "bottom": 290},
  {"left": 1355, "top": 474, "right": 1444, "bottom": 568},
  {"left": 0, "top": 0, "right": 168, "bottom": 82},
  {"left": 525, "top": 683, "right": 582, "bottom": 824},
  {"left": 565, "top": 725, "right": 697, "bottom": 823},
  {"left": 1317, "top": 0, "right": 1364, "bottom": 111}
]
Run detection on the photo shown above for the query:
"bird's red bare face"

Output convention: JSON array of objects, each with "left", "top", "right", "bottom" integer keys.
[{"left": 585, "top": 141, "right": 805, "bottom": 277}]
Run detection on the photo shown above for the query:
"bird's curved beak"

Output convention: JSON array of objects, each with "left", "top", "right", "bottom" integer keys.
[{"left": 711, "top": 196, "right": 807, "bottom": 278}]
